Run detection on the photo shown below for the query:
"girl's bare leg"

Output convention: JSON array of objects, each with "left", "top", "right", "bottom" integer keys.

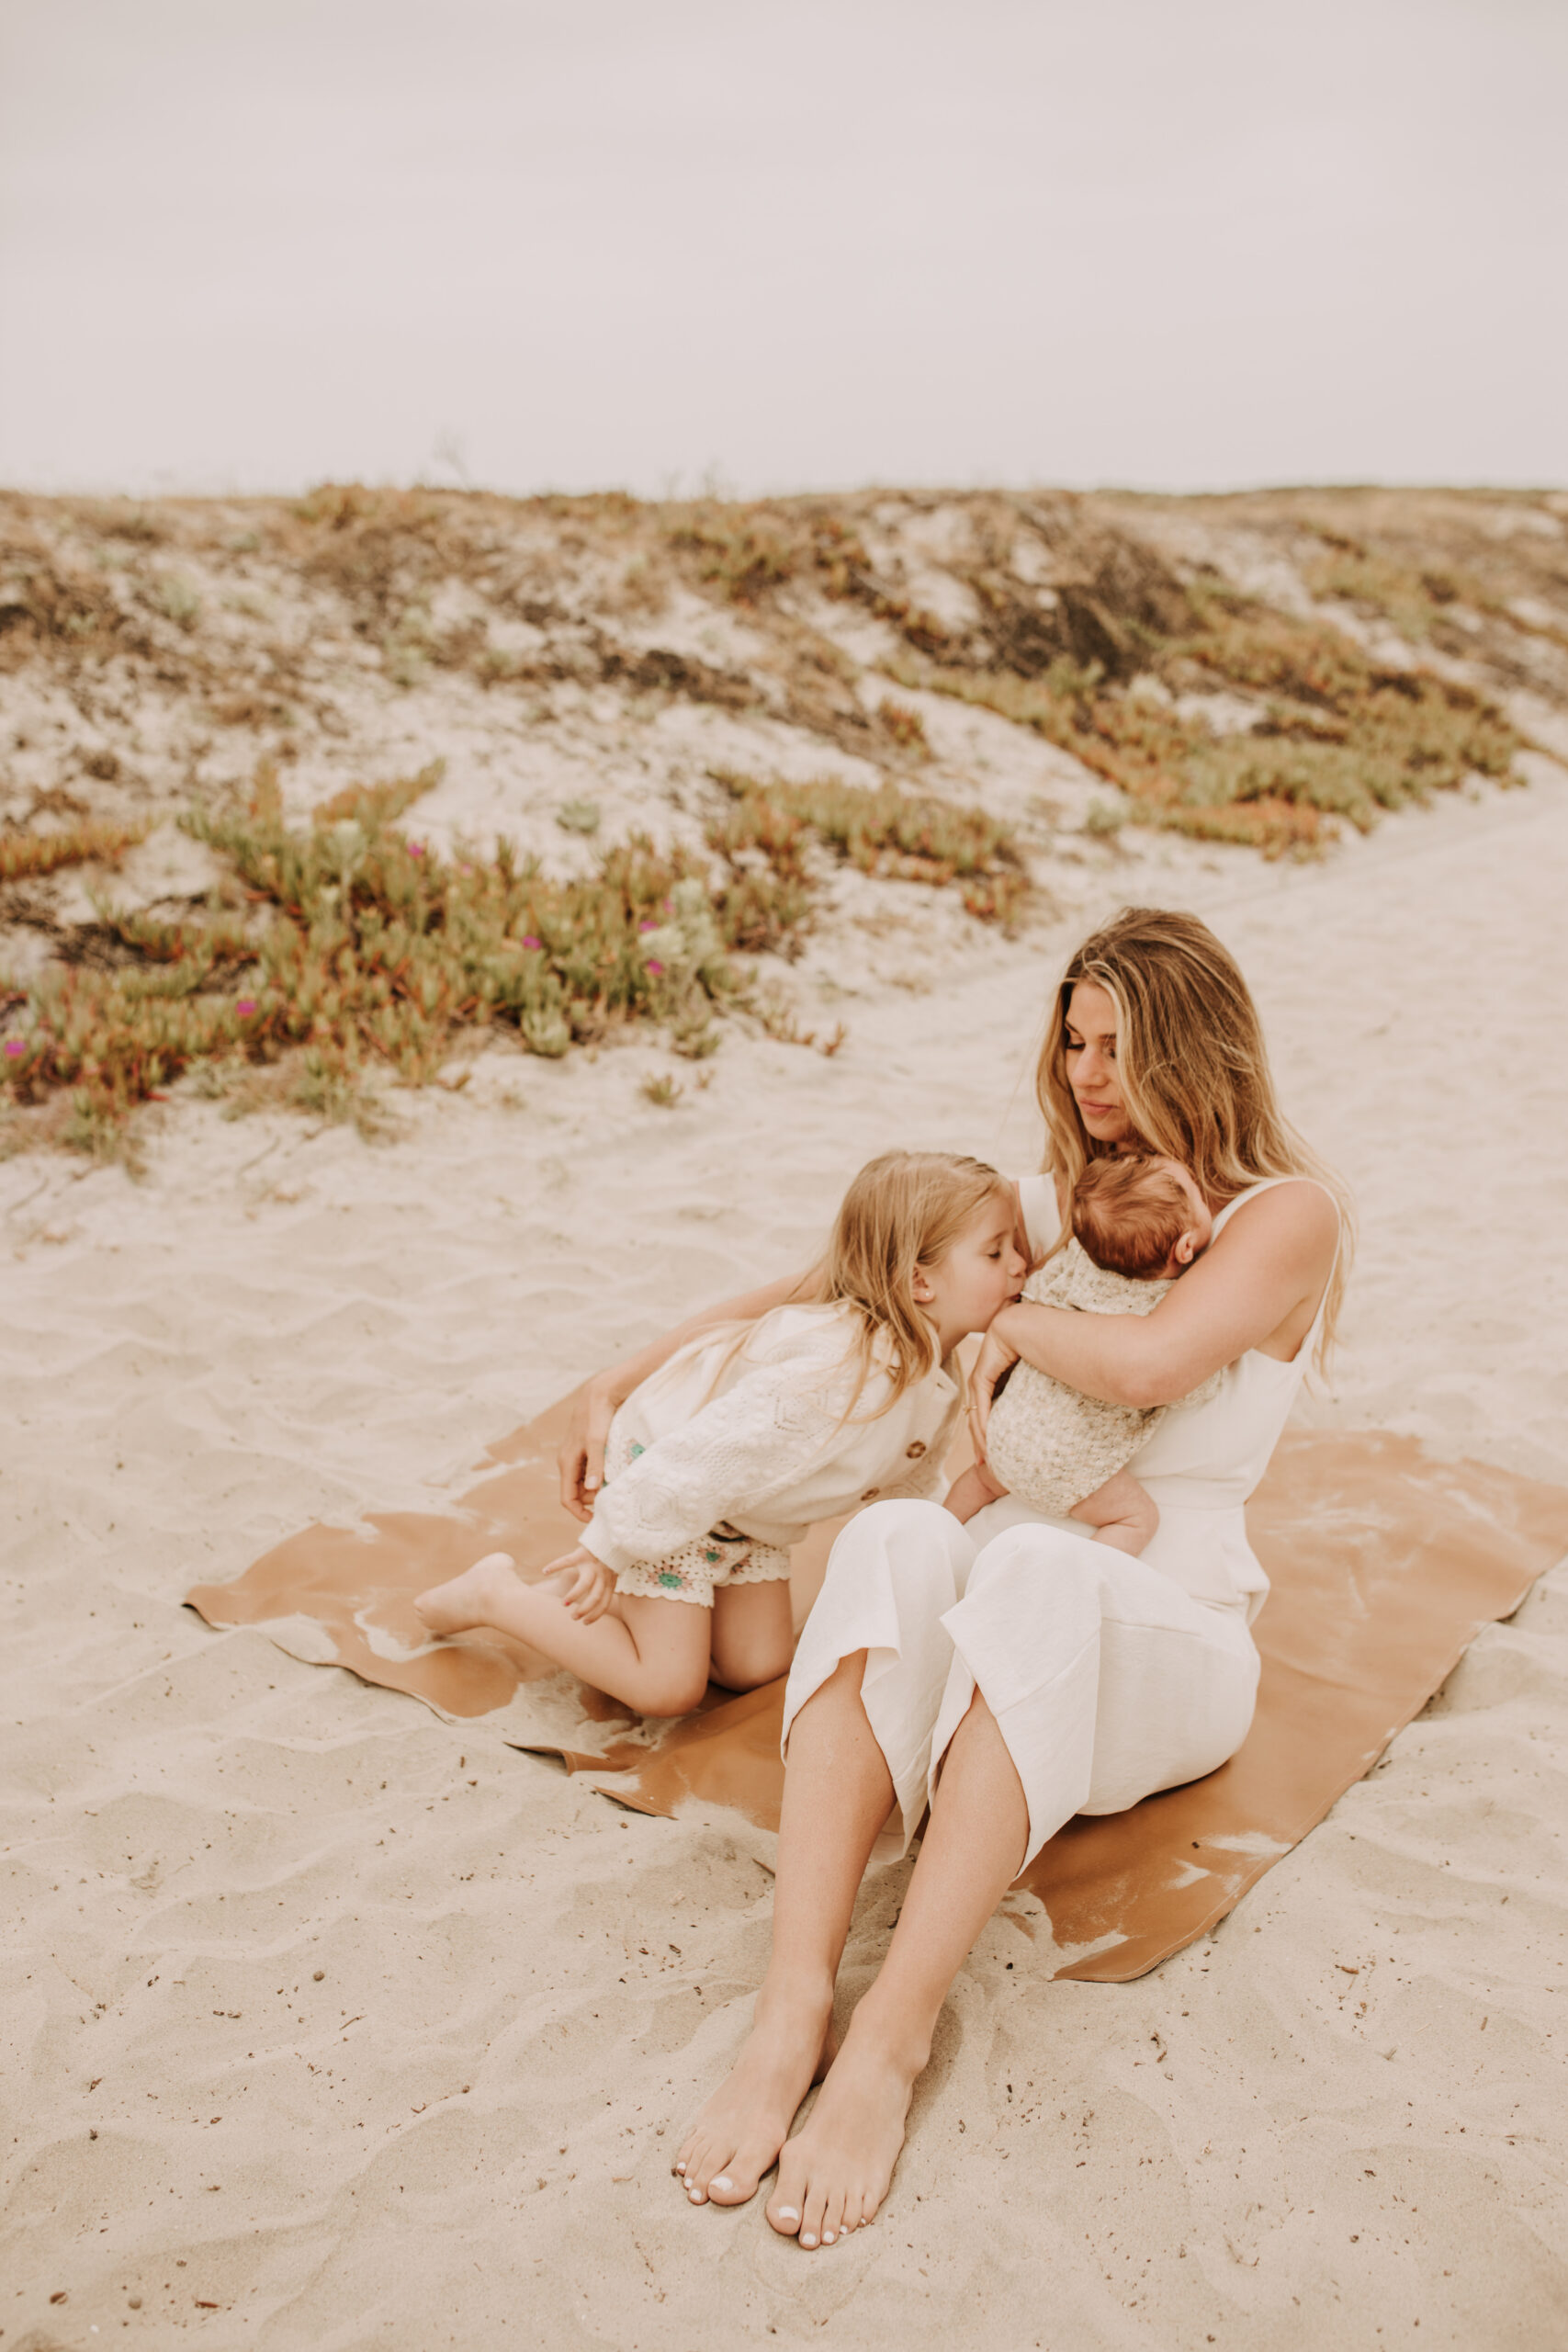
[
  {"left": 674, "top": 1651, "right": 895, "bottom": 2209},
  {"left": 765, "top": 1690, "right": 1027, "bottom": 2248},
  {"left": 414, "top": 1554, "right": 711, "bottom": 1717},
  {"left": 708, "top": 1580, "right": 795, "bottom": 1692}
]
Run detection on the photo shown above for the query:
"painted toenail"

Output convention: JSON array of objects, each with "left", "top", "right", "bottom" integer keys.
[
  {"left": 710, "top": 2176, "right": 732, "bottom": 2192},
  {"left": 800, "top": 2233, "right": 818, "bottom": 2247},
  {"left": 687, "top": 2188, "right": 704, "bottom": 2203},
  {"left": 822, "top": 2230, "right": 835, "bottom": 2244},
  {"left": 776, "top": 2207, "right": 799, "bottom": 2222}
]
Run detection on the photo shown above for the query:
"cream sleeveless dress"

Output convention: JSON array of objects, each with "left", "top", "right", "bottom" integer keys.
[{"left": 782, "top": 1177, "right": 1337, "bottom": 1867}]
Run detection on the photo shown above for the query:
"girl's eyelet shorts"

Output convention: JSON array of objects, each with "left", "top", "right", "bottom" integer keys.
[
  {"left": 603, "top": 1432, "right": 790, "bottom": 1607},
  {"left": 614, "top": 1525, "right": 791, "bottom": 1609}
]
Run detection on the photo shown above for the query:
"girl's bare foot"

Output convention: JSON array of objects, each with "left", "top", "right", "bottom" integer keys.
[
  {"left": 674, "top": 1978, "right": 836, "bottom": 2209},
  {"left": 764, "top": 2026, "right": 922, "bottom": 2248},
  {"left": 412, "top": 1551, "right": 518, "bottom": 1637}
]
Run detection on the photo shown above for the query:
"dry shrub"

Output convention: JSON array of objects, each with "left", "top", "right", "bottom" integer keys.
[
  {"left": 663, "top": 503, "right": 868, "bottom": 605},
  {"left": 208, "top": 691, "right": 296, "bottom": 729},
  {"left": 0, "top": 524, "right": 127, "bottom": 670},
  {"left": 0, "top": 819, "right": 151, "bottom": 883},
  {"left": 890, "top": 572, "right": 1519, "bottom": 854},
  {"left": 708, "top": 771, "right": 1030, "bottom": 927},
  {"left": 878, "top": 698, "right": 930, "bottom": 753}
]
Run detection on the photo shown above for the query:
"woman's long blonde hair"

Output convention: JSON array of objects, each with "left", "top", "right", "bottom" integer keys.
[
  {"left": 699, "top": 1150, "right": 1009, "bottom": 1419},
  {"left": 1036, "top": 906, "right": 1352, "bottom": 1361}
]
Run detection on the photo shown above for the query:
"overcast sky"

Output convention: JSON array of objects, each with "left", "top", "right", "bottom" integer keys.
[{"left": 2, "top": 0, "right": 1563, "bottom": 499}]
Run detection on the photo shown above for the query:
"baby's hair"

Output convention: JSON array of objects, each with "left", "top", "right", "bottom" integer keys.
[
  {"left": 806, "top": 1149, "right": 1011, "bottom": 1406},
  {"left": 1072, "top": 1155, "right": 1195, "bottom": 1281}
]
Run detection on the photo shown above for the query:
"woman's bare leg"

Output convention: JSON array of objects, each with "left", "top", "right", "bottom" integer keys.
[
  {"left": 414, "top": 1554, "right": 711, "bottom": 1717},
  {"left": 765, "top": 1690, "right": 1027, "bottom": 2248},
  {"left": 708, "top": 1580, "right": 795, "bottom": 1692},
  {"left": 674, "top": 1651, "right": 895, "bottom": 2209}
]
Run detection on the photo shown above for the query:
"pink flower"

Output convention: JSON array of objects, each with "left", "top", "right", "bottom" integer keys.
[
  {"left": 646, "top": 959, "right": 665, "bottom": 977},
  {"left": 408, "top": 841, "right": 425, "bottom": 857},
  {"left": 236, "top": 999, "right": 257, "bottom": 1017},
  {"left": 521, "top": 934, "right": 542, "bottom": 950},
  {"left": 3, "top": 1039, "right": 24, "bottom": 1058},
  {"left": 639, "top": 920, "right": 657, "bottom": 932}
]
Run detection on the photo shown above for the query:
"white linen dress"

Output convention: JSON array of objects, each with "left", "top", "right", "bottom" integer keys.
[{"left": 781, "top": 1177, "right": 1337, "bottom": 1867}]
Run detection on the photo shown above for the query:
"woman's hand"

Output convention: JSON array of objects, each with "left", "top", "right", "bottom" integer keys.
[
  {"left": 558, "top": 1375, "right": 626, "bottom": 1521},
  {"left": 968, "top": 1317, "right": 1021, "bottom": 1458},
  {"left": 541, "top": 1544, "right": 617, "bottom": 1623}
]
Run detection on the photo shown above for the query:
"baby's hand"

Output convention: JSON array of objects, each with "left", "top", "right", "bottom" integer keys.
[
  {"left": 541, "top": 1545, "right": 617, "bottom": 1624},
  {"left": 943, "top": 1461, "right": 1009, "bottom": 1524}
]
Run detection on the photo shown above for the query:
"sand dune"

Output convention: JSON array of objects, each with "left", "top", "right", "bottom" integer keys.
[{"left": 3, "top": 764, "right": 1567, "bottom": 2347}]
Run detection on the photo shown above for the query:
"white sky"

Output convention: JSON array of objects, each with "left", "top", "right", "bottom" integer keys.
[{"left": 1, "top": 0, "right": 1564, "bottom": 499}]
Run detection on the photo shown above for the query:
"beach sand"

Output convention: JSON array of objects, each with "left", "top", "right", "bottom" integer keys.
[{"left": 4, "top": 765, "right": 1567, "bottom": 2349}]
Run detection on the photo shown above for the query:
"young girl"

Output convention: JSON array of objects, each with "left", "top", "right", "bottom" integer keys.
[{"left": 413, "top": 1151, "right": 1026, "bottom": 1717}]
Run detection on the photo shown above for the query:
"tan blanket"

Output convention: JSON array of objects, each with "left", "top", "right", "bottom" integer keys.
[{"left": 186, "top": 1402, "right": 1568, "bottom": 1981}]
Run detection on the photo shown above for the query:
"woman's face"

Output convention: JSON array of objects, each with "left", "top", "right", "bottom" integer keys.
[{"left": 1062, "top": 980, "right": 1137, "bottom": 1148}]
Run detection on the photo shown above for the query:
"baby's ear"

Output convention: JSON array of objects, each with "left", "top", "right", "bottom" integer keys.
[{"left": 1173, "top": 1230, "right": 1201, "bottom": 1267}]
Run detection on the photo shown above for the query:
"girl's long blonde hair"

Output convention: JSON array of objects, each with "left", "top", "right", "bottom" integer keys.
[
  {"left": 701, "top": 1150, "right": 1010, "bottom": 1419},
  {"left": 1036, "top": 906, "right": 1353, "bottom": 1361},
  {"left": 801, "top": 1149, "right": 1010, "bottom": 1409}
]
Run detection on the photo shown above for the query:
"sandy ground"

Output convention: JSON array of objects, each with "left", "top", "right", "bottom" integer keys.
[{"left": 3, "top": 767, "right": 1567, "bottom": 2351}]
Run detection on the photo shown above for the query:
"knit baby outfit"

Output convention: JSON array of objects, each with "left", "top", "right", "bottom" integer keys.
[
  {"left": 582, "top": 1302, "right": 963, "bottom": 1608},
  {"left": 984, "top": 1238, "right": 1222, "bottom": 1520}
]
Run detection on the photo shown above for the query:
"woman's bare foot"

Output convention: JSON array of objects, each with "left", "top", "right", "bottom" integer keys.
[
  {"left": 674, "top": 1978, "right": 836, "bottom": 2209},
  {"left": 412, "top": 1551, "right": 518, "bottom": 1637},
  {"left": 765, "top": 2025, "right": 923, "bottom": 2248}
]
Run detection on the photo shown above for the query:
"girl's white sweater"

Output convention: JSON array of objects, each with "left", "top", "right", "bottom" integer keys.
[{"left": 580, "top": 1302, "right": 962, "bottom": 1576}]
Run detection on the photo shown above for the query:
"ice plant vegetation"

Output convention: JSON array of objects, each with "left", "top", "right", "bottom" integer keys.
[
  {"left": 2, "top": 481, "right": 1547, "bottom": 1159},
  {"left": 0, "top": 760, "right": 1026, "bottom": 1158},
  {"left": 883, "top": 578, "right": 1519, "bottom": 856}
]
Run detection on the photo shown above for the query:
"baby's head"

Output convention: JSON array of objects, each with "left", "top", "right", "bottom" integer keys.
[
  {"left": 822, "top": 1150, "right": 1023, "bottom": 1377},
  {"left": 1072, "top": 1154, "right": 1213, "bottom": 1281}
]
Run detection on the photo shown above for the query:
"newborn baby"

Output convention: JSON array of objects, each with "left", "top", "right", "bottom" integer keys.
[{"left": 954, "top": 1154, "right": 1221, "bottom": 1555}]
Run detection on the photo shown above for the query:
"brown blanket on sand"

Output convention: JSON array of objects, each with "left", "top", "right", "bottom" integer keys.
[{"left": 186, "top": 1404, "right": 1568, "bottom": 1982}]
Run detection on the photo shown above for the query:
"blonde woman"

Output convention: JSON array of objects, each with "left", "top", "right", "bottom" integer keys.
[
  {"left": 417, "top": 1154, "right": 1025, "bottom": 1717},
  {"left": 558, "top": 907, "right": 1346, "bottom": 2250}
]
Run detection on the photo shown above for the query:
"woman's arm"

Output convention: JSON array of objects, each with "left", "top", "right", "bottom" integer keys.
[
  {"left": 988, "top": 1182, "right": 1338, "bottom": 1409},
  {"left": 557, "top": 1274, "right": 804, "bottom": 1518}
]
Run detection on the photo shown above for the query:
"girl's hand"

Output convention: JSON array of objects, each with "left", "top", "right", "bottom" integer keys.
[
  {"left": 558, "top": 1376, "right": 625, "bottom": 1521},
  {"left": 968, "top": 1319, "right": 1020, "bottom": 1457},
  {"left": 541, "top": 1544, "right": 617, "bottom": 1623}
]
